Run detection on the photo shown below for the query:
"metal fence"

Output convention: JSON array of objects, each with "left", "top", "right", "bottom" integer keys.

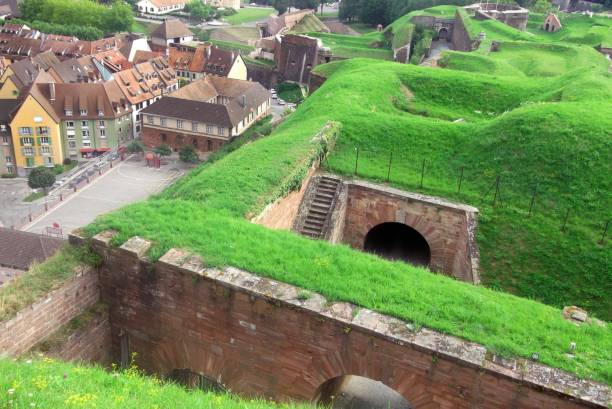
[{"left": 325, "top": 146, "right": 609, "bottom": 244}]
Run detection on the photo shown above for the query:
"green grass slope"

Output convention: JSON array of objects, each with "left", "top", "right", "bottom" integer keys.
[
  {"left": 307, "top": 32, "right": 393, "bottom": 60},
  {"left": 0, "top": 358, "right": 310, "bottom": 408},
  {"left": 82, "top": 55, "right": 612, "bottom": 383}
]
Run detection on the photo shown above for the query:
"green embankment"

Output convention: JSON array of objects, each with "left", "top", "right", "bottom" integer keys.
[
  {"left": 306, "top": 32, "right": 393, "bottom": 60},
  {"left": 0, "top": 358, "right": 311, "bottom": 408},
  {"left": 80, "top": 55, "right": 612, "bottom": 384},
  {"left": 289, "top": 13, "right": 328, "bottom": 33}
]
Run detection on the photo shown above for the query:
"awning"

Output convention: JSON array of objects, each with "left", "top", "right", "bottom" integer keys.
[
  {"left": 80, "top": 148, "right": 94, "bottom": 153},
  {"left": 96, "top": 147, "right": 111, "bottom": 152}
]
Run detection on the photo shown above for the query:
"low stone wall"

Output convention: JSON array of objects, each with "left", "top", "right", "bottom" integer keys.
[
  {"left": 76, "top": 231, "right": 611, "bottom": 408},
  {"left": 0, "top": 266, "right": 99, "bottom": 358},
  {"left": 253, "top": 166, "right": 317, "bottom": 230},
  {"left": 33, "top": 305, "right": 112, "bottom": 366}
]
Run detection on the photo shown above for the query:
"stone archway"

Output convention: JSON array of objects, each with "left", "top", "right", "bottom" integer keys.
[
  {"left": 364, "top": 222, "right": 431, "bottom": 267},
  {"left": 438, "top": 27, "right": 449, "bottom": 41},
  {"left": 314, "top": 375, "right": 414, "bottom": 409}
]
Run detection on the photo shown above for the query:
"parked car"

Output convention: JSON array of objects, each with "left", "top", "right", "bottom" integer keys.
[{"left": 278, "top": 99, "right": 286, "bottom": 106}]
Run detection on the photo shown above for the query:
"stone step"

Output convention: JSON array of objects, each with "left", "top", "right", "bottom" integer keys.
[
  {"left": 317, "top": 187, "right": 337, "bottom": 194},
  {"left": 302, "top": 226, "right": 322, "bottom": 235},
  {"left": 306, "top": 213, "right": 326, "bottom": 222},
  {"left": 314, "top": 194, "right": 334, "bottom": 202},
  {"left": 308, "top": 208, "right": 328, "bottom": 217},
  {"left": 304, "top": 219, "right": 324, "bottom": 228}
]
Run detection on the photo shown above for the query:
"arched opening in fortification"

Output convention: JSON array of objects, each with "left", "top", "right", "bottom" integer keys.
[
  {"left": 364, "top": 222, "right": 431, "bottom": 267},
  {"left": 167, "top": 369, "right": 225, "bottom": 393},
  {"left": 438, "top": 27, "right": 449, "bottom": 41},
  {"left": 314, "top": 375, "right": 413, "bottom": 409}
]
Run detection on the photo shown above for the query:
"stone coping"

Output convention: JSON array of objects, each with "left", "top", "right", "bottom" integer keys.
[
  {"left": 345, "top": 179, "right": 479, "bottom": 215},
  {"left": 73, "top": 231, "right": 611, "bottom": 407}
]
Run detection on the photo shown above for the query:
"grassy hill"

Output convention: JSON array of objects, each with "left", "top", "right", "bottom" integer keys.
[
  {"left": 306, "top": 32, "right": 393, "bottom": 60},
  {"left": 80, "top": 51, "right": 612, "bottom": 383},
  {"left": 0, "top": 358, "right": 310, "bottom": 408}
]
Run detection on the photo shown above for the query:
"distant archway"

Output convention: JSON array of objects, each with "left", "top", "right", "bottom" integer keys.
[
  {"left": 314, "top": 375, "right": 413, "bottom": 409},
  {"left": 438, "top": 27, "right": 449, "bottom": 41},
  {"left": 364, "top": 222, "right": 431, "bottom": 267}
]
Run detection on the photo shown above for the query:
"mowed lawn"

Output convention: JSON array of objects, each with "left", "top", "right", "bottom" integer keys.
[{"left": 227, "top": 7, "right": 275, "bottom": 25}]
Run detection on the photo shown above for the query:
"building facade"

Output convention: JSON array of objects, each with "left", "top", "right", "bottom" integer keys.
[
  {"left": 150, "top": 19, "right": 194, "bottom": 49},
  {"left": 141, "top": 76, "right": 270, "bottom": 152},
  {"left": 0, "top": 99, "right": 19, "bottom": 175},
  {"left": 170, "top": 44, "right": 248, "bottom": 82},
  {"left": 137, "top": 0, "right": 185, "bottom": 15},
  {"left": 204, "top": 0, "right": 240, "bottom": 9},
  {"left": 9, "top": 88, "right": 63, "bottom": 175}
]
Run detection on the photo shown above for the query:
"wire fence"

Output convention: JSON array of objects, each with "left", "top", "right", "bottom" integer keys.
[{"left": 324, "top": 146, "right": 610, "bottom": 245}]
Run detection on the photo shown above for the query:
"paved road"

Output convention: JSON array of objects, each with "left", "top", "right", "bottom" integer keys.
[{"left": 23, "top": 158, "right": 182, "bottom": 236}]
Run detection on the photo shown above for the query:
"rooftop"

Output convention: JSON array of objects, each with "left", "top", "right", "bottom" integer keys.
[
  {"left": 151, "top": 18, "right": 193, "bottom": 41},
  {"left": 0, "top": 227, "right": 64, "bottom": 271}
]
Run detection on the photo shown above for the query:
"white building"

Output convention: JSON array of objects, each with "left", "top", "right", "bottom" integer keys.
[
  {"left": 150, "top": 19, "right": 194, "bottom": 49},
  {"left": 204, "top": 0, "right": 241, "bottom": 10},
  {"left": 137, "top": 0, "right": 186, "bottom": 15}
]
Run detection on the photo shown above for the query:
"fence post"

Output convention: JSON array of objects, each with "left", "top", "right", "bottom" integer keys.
[
  {"left": 386, "top": 151, "right": 393, "bottom": 182},
  {"left": 457, "top": 166, "right": 464, "bottom": 194},
  {"left": 354, "top": 147, "right": 359, "bottom": 175},
  {"left": 60, "top": 192, "right": 63, "bottom": 202},
  {"left": 528, "top": 187, "right": 537, "bottom": 217},
  {"left": 561, "top": 208, "right": 571, "bottom": 232},
  {"left": 599, "top": 220, "right": 609, "bottom": 244},
  {"left": 492, "top": 175, "right": 501, "bottom": 206},
  {"left": 419, "top": 159, "right": 425, "bottom": 189}
]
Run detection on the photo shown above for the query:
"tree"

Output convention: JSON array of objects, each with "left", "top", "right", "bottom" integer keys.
[
  {"left": 126, "top": 140, "right": 144, "bottom": 154},
  {"left": 28, "top": 166, "right": 55, "bottom": 194},
  {"left": 185, "top": 0, "right": 212, "bottom": 21},
  {"left": 179, "top": 145, "right": 199, "bottom": 163},
  {"left": 154, "top": 144, "right": 172, "bottom": 157},
  {"left": 339, "top": 0, "right": 359, "bottom": 22},
  {"left": 294, "top": 0, "right": 319, "bottom": 10},
  {"left": 272, "top": 0, "right": 292, "bottom": 14}
]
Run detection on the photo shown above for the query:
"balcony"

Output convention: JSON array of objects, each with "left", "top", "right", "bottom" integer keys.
[
  {"left": 39, "top": 147, "right": 53, "bottom": 156},
  {"left": 22, "top": 149, "right": 35, "bottom": 157}
]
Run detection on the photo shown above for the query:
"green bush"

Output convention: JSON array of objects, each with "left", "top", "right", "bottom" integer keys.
[
  {"left": 1, "top": 173, "right": 17, "bottom": 179},
  {"left": 126, "top": 140, "right": 145, "bottom": 154},
  {"left": 179, "top": 145, "right": 199, "bottom": 163}
]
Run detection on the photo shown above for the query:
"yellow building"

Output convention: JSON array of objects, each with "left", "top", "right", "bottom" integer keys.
[
  {"left": 9, "top": 84, "right": 63, "bottom": 175},
  {"left": 0, "top": 59, "right": 40, "bottom": 99}
]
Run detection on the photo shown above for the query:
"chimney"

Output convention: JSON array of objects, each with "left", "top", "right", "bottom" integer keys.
[{"left": 49, "top": 82, "right": 55, "bottom": 101}]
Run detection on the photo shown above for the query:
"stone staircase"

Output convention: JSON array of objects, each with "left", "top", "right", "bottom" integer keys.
[{"left": 299, "top": 176, "right": 341, "bottom": 239}]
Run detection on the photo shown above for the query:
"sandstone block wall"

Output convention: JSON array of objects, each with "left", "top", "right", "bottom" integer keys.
[
  {"left": 0, "top": 267, "right": 99, "bottom": 358},
  {"left": 340, "top": 181, "right": 480, "bottom": 283},
  {"left": 82, "top": 232, "right": 611, "bottom": 409}
]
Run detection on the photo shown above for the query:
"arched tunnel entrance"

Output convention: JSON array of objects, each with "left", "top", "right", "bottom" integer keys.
[
  {"left": 438, "top": 27, "right": 449, "bottom": 41},
  {"left": 315, "top": 375, "right": 413, "bottom": 409},
  {"left": 364, "top": 222, "right": 431, "bottom": 267}
]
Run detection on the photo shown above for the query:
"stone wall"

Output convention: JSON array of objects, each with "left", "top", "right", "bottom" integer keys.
[
  {"left": 141, "top": 127, "right": 226, "bottom": 153},
  {"left": 33, "top": 305, "right": 112, "bottom": 366},
  {"left": 253, "top": 166, "right": 317, "bottom": 230},
  {"left": 80, "top": 231, "right": 611, "bottom": 409},
  {"left": 451, "top": 10, "right": 476, "bottom": 51},
  {"left": 308, "top": 72, "right": 327, "bottom": 94},
  {"left": 0, "top": 266, "right": 99, "bottom": 358},
  {"left": 337, "top": 180, "right": 480, "bottom": 283},
  {"left": 247, "top": 63, "right": 278, "bottom": 90}
]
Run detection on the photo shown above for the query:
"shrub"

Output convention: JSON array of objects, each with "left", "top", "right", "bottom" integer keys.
[
  {"left": 27, "top": 166, "right": 55, "bottom": 193},
  {"left": 126, "top": 140, "right": 145, "bottom": 154},
  {"left": 154, "top": 144, "right": 172, "bottom": 157},
  {"left": 1, "top": 173, "right": 17, "bottom": 179},
  {"left": 63, "top": 158, "right": 73, "bottom": 166},
  {"left": 179, "top": 145, "right": 199, "bottom": 163}
]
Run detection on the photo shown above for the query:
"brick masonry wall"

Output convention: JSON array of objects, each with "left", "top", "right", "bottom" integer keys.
[
  {"left": 44, "top": 309, "right": 112, "bottom": 366},
  {"left": 0, "top": 267, "right": 99, "bottom": 358},
  {"left": 141, "top": 127, "right": 226, "bottom": 153},
  {"left": 341, "top": 181, "right": 479, "bottom": 283},
  {"left": 84, "top": 232, "right": 610, "bottom": 409}
]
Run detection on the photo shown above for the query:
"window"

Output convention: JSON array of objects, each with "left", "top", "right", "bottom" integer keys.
[
  {"left": 40, "top": 146, "right": 51, "bottom": 154},
  {"left": 23, "top": 147, "right": 34, "bottom": 156},
  {"left": 26, "top": 158, "right": 35, "bottom": 167},
  {"left": 161, "top": 133, "right": 167, "bottom": 143},
  {"left": 160, "top": 118, "right": 167, "bottom": 126},
  {"left": 1, "top": 135, "right": 8, "bottom": 144},
  {"left": 177, "top": 120, "right": 183, "bottom": 129},
  {"left": 98, "top": 110, "right": 104, "bottom": 116},
  {"left": 177, "top": 136, "right": 184, "bottom": 145},
  {"left": 19, "top": 127, "right": 32, "bottom": 135},
  {"left": 6, "top": 166, "right": 13, "bottom": 174},
  {"left": 206, "top": 125, "right": 213, "bottom": 134},
  {"left": 66, "top": 121, "right": 75, "bottom": 129},
  {"left": 99, "top": 120, "right": 105, "bottom": 128},
  {"left": 147, "top": 115, "right": 154, "bottom": 124},
  {"left": 20, "top": 137, "right": 34, "bottom": 146},
  {"left": 218, "top": 127, "right": 225, "bottom": 136},
  {"left": 68, "top": 141, "right": 76, "bottom": 149},
  {"left": 65, "top": 109, "right": 73, "bottom": 116},
  {"left": 5, "top": 155, "right": 11, "bottom": 164},
  {"left": 207, "top": 140, "right": 212, "bottom": 151},
  {"left": 192, "top": 122, "right": 198, "bottom": 132},
  {"left": 80, "top": 108, "right": 87, "bottom": 116},
  {"left": 82, "top": 140, "right": 91, "bottom": 147},
  {"left": 81, "top": 121, "right": 88, "bottom": 128},
  {"left": 99, "top": 129, "right": 106, "bottom": 137},
  {"left": 82, "top": 129, "right": 90, "bottom": 138},
  {"left": 46, "top": 157, "right": 53, "bottom": 165},
  {"left": 0, "top": 124, "right": 6, "bottom": 132},
  {"left": 38, "top": 137, "right": 50, "bottom": 145}
]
